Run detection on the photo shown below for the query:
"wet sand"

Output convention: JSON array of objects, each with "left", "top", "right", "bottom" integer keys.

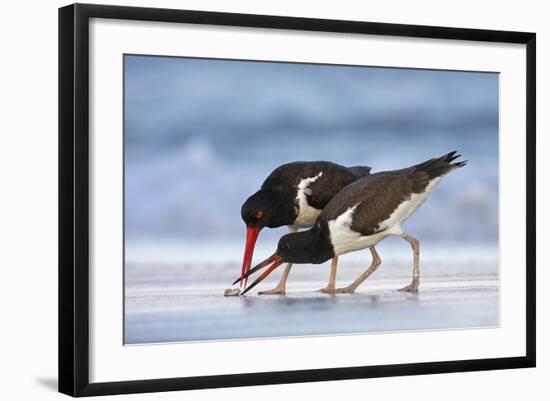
[{"left": 124, "top": 260, "right": 499, "bottom": 344}]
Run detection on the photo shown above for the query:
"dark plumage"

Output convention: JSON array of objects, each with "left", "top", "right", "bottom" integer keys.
[
  {"left": 240, "top": 152, "right": 467, "bottom": 295},
  {"left": 238, "top": 160, "right": 372, "bottom": 293},
  {"left": 242, "top": 161, "right": 372, "bottom": 227},
  {"left": 323, "top": 151, "right": 467, "bottom": 236}
]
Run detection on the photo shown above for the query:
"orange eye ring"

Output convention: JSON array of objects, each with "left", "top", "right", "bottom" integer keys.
[{"left": 256, "top": 210, "right": 264, "bottom": 219}]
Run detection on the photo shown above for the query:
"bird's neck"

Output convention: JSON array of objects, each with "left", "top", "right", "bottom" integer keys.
[{"left": 303, "top": 224, "right": 334, "bottom": 264}]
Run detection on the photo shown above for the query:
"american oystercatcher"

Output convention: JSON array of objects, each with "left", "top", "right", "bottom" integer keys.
[
  {"left": 239, "top": 152, "right": 467, "bottom": 295},
  {"left": 238, "top": 161, "right": 372, "bottom": 294}
]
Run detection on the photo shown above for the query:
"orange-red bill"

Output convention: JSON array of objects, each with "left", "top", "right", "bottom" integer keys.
[
  {"left": 240, "top": 226, "right": 260, "bottom": 288},
  {"left": 241, "top": 255, "right": 283, "bottom": 295},
  {"left": 233, "top": 251, "right": 278, "bottom": 285}
]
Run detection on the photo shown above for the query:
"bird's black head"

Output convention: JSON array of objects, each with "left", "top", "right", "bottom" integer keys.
[
  {"left": 237, "top": 225, "right": 334, "bottom": 295},
  {"left": 240, "top": 189, "right": 295, "bottom": 229},
  {"left": 238, "top": 189, "right": 297, "bottom": 289},
  {"left": 277, "top": 228, "right": 333, "bottom": 265}
]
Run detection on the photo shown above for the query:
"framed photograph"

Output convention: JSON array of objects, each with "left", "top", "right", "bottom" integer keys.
[{"left": 58, "top": 3, "right": 536, "bottom": 397}]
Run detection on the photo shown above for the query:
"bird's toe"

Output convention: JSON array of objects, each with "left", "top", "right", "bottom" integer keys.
[
  {"left": 398, "top": 281, "right": 419, "bottom": 293},
  {"left": 318, "top": 287, "right": 337, "bottom": 294},
  {"left": 258, "top": 287, "right": 286, "bottom": 295},
  {"left": 334, "top": 287, "right": 356, "bottom": 294}
]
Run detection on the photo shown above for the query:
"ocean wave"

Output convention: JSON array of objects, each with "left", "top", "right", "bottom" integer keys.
[{"left": 124, "top": 55, "right": 499, "bottom": 244}]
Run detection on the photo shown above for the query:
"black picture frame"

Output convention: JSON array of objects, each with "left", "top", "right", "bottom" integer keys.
[{"left": 59, "top": 3, "right": 536, "bottom": 397}]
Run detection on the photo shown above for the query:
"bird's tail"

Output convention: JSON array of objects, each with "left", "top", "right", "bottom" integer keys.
[{"left": 413, "top": 151, "right": 467, "bottom": 179}]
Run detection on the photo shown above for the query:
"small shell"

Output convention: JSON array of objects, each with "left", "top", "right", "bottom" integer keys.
[{"left": 224, "top": 288, "right": 241, "bottom": 297}]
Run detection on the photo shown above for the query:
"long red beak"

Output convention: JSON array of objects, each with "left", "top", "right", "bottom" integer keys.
[
  {"left": 240, "top": 226, "right": 260, "bottom": 288},
  {"left": 233, "top": 250, "right": 277, "bottom": 286},
  {"left": 241, "top": 253, "right": 283, "bottom": 295}
]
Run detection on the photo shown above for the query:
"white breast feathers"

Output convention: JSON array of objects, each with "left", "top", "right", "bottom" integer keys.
[{"left": 292, "top": 172, "right": 323, "bottom": 228}]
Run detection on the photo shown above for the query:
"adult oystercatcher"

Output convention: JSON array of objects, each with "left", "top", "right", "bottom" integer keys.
[
  {"left": 238, "top": 161, "right": 372, "bottom": 294},
  {"left": 239, "top": 151, "right": 466, "bottom": 295}
]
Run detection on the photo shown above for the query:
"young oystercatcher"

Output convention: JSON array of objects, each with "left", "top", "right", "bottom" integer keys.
[
  {"left": 239, "top": 152, "right": 467, "bottom": 295},
  {"left": 238, "top": 161, "right": 372, "bottom": 294}
]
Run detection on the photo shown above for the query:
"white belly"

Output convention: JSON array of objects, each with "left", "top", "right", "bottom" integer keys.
[
  {"left": 378, "top": 177, "right": 442, "bottom": 231},
  {"left": 292, "top": 205, "right": 322, "bottom": 228},
  {"left": 328, "top": 177, "right": 442, "bottom": 256},
  {"left": 329, "top": 206, "right": 401, "bottom": 256}
]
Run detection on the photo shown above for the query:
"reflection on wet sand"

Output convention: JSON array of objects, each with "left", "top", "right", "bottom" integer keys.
[{"left": 125, "top": 271, "right": 499, "bottom": 344}]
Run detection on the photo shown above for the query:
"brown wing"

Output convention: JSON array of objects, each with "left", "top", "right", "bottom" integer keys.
[
  {"left": 318, "top": 151, "right": 466, "bottom": 236},
  {"left": 320, "top": 171, "right": 428, "bottom": 236}
]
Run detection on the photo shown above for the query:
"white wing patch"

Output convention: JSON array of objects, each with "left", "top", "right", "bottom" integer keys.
[{"left": 292, "top": 172, "right": 323, "bottom": 228}]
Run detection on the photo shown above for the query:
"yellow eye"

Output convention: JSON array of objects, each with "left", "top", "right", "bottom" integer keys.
[{"left": 256, "top": 210, "right": 264, "bottom": 219}]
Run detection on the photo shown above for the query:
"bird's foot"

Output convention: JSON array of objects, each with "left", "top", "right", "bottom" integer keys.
[
  {"left": 398, "top": 279, "right": 419, "bottom": 293},
  {"left": 318, "top": 287, "right": 337, "bottom": 294},
  {"left": 334, "top": 286, "right": 357, "bottom": 294},
  {"left": 258, "top": 286, "right": 286, "bottom": 295}
]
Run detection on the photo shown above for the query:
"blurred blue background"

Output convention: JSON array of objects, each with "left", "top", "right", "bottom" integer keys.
[{"left": 124, "top": 55, "right": 498, "bottom": 264}]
